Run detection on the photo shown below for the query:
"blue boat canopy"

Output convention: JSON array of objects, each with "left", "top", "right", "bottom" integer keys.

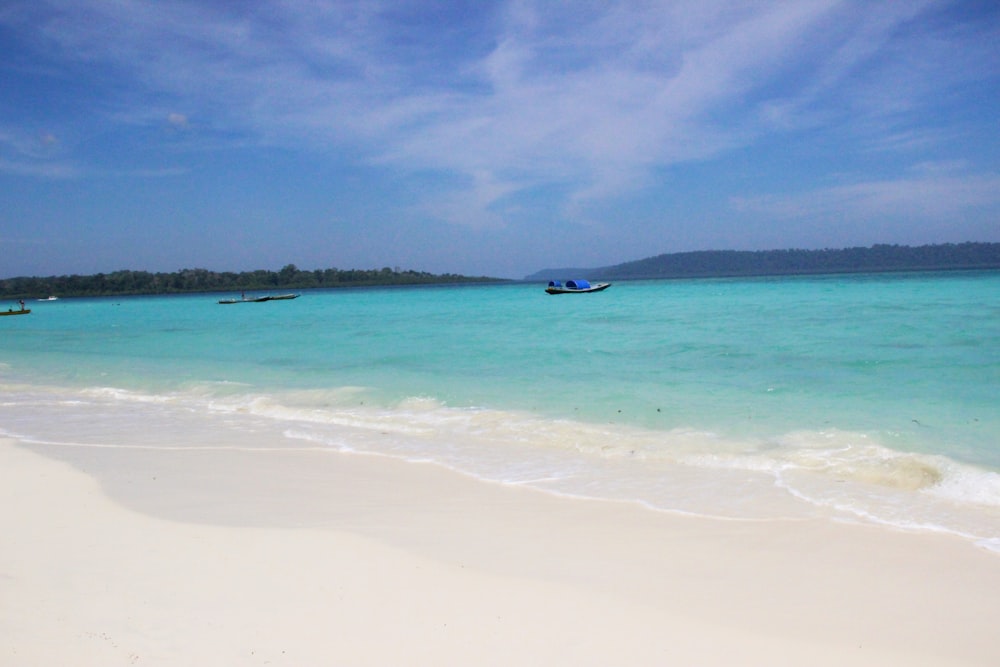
[
  {"left": 566, "top": 279, "right": 591, "bottom": 289},
  {"left": 548, "top": 280, "right": 562, "bottom": 287}
]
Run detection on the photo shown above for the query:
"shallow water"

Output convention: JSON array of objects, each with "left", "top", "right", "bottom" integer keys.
[{"left": 2, "top": 272, "right": 998, "bottom": 549}]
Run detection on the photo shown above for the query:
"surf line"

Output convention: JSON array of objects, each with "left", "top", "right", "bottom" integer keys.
[{"left": 9, "top": 437, "right": 333, "bottom": 453}]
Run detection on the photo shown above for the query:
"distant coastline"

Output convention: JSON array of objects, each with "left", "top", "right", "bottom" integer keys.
[
  {"left": 4, "top": 243, "right": 998, "bottom": 299},
  {"left": 525, "top": 242, "right": 1000, "bottom": 282},
  {"left": 0, "top": 264, "right": 505, "bottom": 299}
]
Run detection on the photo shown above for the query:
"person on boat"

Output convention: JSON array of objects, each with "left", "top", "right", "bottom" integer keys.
[{"left": 18, "top": 300, "right": 25, "bottom": 311}]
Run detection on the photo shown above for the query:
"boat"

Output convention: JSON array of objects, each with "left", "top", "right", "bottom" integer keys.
[
  {"left": 37, "top": 296, "right": 58, "bottom": 301},
  {"left": 545, "top": 280, "right": 611, "bottom": 294},
  {"left": 219, "top": 296, "right": 266, "bottom": 304},
  {"left": 1, "top": 309, "right": 30, "bottom": 316},
  {"left": 218, "top": 293, "right": 300, "bottom": 304}
]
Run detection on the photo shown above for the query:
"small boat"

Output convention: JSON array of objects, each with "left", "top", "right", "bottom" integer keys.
[
  {"left": 218, "top": 293, "right": 300, "bottom": 304},
  {"left": 545, "top": 280, "right": 611, "bottom": 294},
  {"left": 219, "top": 295, "right": 269, "bottom": 304},
  {"left": 38, "top": 296, "right": 58, "bottom": 301},
  {"left": 1, "top": 309, "right": 30, "bottom": 316}
]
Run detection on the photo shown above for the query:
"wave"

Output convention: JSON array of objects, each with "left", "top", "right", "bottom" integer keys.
[
  {"left": 2, "top": 380, "right": 998, "bottom": 550},
  {"left": 189, "top": 386, "right": 1000, "bottom": 544}
]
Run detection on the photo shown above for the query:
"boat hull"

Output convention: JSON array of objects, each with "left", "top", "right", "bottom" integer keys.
[
  {"left": 218, "top": 294, "right": 300, "bottom": 304},
  {"left": 0, "top": 309, "right": 31, "bottom": 316},
  {"left": 545, "top": 283, "right": 611, "bottom": 294}
]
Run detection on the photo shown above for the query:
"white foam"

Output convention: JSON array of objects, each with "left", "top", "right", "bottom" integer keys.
[
  {"left": 2, "top": 380, "right": 998, "bottom": 550},
  {"left": 927, "top": 466, "right": 1000, "bottom": 508},
  {"left": 82, "top": 386, "right": 175, "bottom": 404},
  {"left": 975, "top": 537, "right": 1000, "bottom": 553}
]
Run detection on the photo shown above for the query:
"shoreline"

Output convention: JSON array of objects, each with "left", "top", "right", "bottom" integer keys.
[
  {"left": 3, "top": 437, "right": 999, "bottom": 666},
  {"left": 4, "top": 376, "right": 998, "bottom": 548}
]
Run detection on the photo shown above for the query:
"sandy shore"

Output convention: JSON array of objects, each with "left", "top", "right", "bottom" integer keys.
[{"left": 2, "top": 437, "right": 998, "bottom": 666}]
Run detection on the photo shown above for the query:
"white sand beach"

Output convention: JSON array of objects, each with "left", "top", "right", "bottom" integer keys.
[{"left": 2, "top": 437, "right": 998, "bottom": 666}]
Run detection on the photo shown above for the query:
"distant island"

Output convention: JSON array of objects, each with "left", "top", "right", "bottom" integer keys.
[
  {"left": 5, "top": 243, "right": 998, "bottom": 299},
  {"left": 0, "top": 264, "right": 504, "bottom": 299},
  {"left": 525, "top": 242, "right": 1000, "bottom": 282}
]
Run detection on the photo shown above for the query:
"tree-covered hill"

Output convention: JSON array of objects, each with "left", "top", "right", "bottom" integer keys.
[
  {"left": 525, "top": 242, "right": 1000, "bottom": 281},
  {"left": 0, "top": 264, "right": 504, "bottom": 298}
]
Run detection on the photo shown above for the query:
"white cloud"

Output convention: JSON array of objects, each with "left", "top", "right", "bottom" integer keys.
[
  {"left": 3, "top": 0, "right": 996, "bottom": 230},
  {"left": 731, "top": 170, "right": 1000, "bottom": 221},
  {"left": 0, "top": 128, "right": 77, "bottom": 177},
  {"left": 415, "top": 169, "right": 520, "bottom": 229},
  {"left": 0, "top": 157, "right": 80, "bottom": 178}
]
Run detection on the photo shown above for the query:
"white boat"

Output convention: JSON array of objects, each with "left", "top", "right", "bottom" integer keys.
[
  {"left": 545, "top": 280, "right": 611, "bottom": 294},
  {"left": 38, "top": 296, "right": 58, "bottom": 301}
]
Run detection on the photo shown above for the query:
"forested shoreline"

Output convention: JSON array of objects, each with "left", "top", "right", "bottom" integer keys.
[
  {"left": 525, "top": 242, "right": 1000, "bottom": 281},
  {"left": 4, "top": 243, "right": 998, "bottom": 298},
  {"left": 0, "top": 264, "right": 503, "bottom": 298}
]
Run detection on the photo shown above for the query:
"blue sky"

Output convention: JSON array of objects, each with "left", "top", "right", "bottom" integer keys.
[{"left": 1, "top": 1, "right": 998, "bottom": 279}]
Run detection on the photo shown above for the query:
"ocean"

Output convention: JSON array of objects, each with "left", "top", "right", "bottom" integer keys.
[{"left": 2, "top": 271, "right": 998, "bottom": 550}]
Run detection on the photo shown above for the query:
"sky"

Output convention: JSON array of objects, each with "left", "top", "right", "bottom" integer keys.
[{"left": 1, "top": 1, "right": 998, "bottom": 280}]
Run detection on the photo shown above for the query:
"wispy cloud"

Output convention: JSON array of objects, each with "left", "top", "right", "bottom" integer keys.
[
  {"left": 0, "top": 157, "right": 80, "bottom": 178},
  {"left": 0, "top": 128, "right": 78, "bottom": 177},
  {"left": 731, "top": 166, "right": 1000, "bottom": 222},
  {"left": 2, "top": 0, "right": 996, "bottom": 229},
  {"left": 166, "top": 112, "right": 189, "bottom": 129}
]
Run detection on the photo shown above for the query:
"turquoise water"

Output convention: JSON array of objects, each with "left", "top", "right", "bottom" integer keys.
[{"left": 2, "top": 272, "right": 999, "bottom": 548}]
